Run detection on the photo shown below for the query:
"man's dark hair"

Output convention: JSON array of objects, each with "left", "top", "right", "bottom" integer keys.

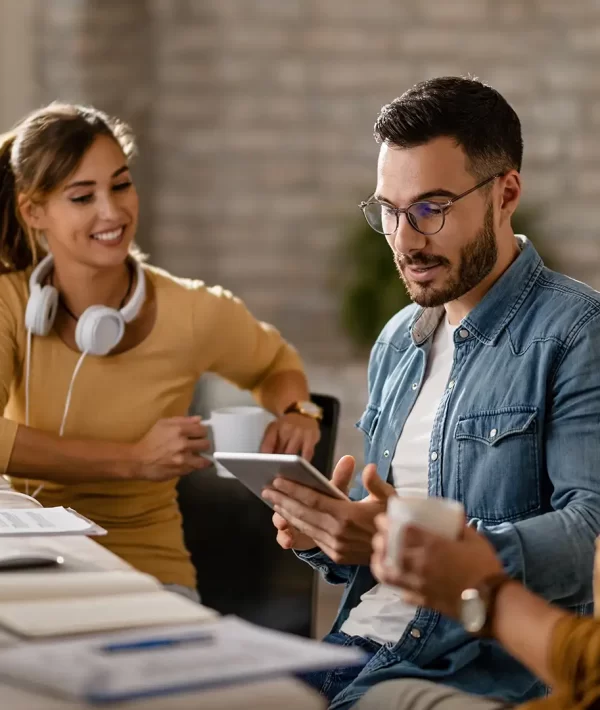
[{"left": 374, "top": 76, "right": 523, "bottom": 178}]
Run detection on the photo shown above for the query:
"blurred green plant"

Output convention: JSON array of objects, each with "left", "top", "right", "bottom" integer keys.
[
  {"left": 339, "top": 217, "right": 411, "bottom": 352},
  {"left": 339, "top": 205, "right": 552, "bottom": 353}
]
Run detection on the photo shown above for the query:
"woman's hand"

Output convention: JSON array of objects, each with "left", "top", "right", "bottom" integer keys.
[
  {"left": 371, "top": 515, "right": 503, "bottom": 619},
  {"left": 129, "top": 416, "right": 212, "bottom": 481},
  {"left": 260, "top": 412, "right": 321, "bottom": 461}
]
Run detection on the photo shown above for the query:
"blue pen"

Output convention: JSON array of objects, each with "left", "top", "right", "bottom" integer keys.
[{"left": 100, "top": 632, "right": 214, "bottom": 654}]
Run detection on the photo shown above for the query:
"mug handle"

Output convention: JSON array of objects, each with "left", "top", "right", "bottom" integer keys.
[
  {"left": 198, "top": 419, "right": 235, "bottom": 477},
  {"left": 199, "top": 418, "right": 214, "bottom": 463}
]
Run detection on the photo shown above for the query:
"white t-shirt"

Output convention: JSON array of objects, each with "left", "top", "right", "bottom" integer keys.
[{"left": 341, "top": 317, "right": 456, "bottom": 645}]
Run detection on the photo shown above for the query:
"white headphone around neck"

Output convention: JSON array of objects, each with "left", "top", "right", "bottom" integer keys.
[
  {"left": 22, "top": 254, "right": 146, "bottom": 498},
  {"left": 25, "top": 253, "right": 146, "bottom": 356}
]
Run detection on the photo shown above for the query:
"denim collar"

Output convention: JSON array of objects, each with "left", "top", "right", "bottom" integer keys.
[{"left": 410, "top": 236, "right": 543, "bottom": 346}]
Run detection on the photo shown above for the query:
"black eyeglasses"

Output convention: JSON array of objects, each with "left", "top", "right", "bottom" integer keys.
[{"left": 359, "top": 173, "right": 502, "bottom": 237}]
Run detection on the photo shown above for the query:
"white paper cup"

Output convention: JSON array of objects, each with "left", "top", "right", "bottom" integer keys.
[{"left": 385, "top": 496, "right": 465, "bottom": 566}]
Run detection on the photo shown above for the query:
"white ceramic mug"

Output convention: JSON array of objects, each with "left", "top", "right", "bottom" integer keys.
[
  {"left": 203, "top": 406, "right": 274, "bottom": 477},
  {"left": 385, "top": 495, "right": 465, "bottom": 566}
]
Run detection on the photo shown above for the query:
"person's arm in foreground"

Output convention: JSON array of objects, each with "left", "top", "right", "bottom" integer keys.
[{"left": 371, "top": 516, "right": 600, "bottom": 700}]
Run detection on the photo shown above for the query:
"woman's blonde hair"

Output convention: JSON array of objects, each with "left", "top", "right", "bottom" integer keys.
[{"left": 0, "top": 103, "right": 139, "bottom": 273}]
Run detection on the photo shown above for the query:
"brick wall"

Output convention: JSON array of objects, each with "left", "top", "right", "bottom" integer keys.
[
  {"left": 27, "top": 0, "right": 600, "bottom": 463},
  {"left": 0, "top": 0, "right": 35, "bottom": 130},
  {"left": 143, "top": 0, "right": 600, "bottom": 353},
  {"left": 34, "top": 0, "right": 156, "bottom": 252}
]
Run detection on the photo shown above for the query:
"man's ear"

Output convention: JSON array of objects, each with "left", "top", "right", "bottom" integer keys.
[
  {"left": 17, "top": 194, "right": 47, "bottom": 231},
  {"left": 497, "top": 170, "right": 521, "bottom": 227}
]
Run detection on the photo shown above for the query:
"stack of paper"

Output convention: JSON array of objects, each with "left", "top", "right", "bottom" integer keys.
[
  {"left": 0, "top": 616, "right": 366, "bottom": 703},
  {"left": 0, "top": 570, "right": 217, "bottom": 637},
  {"left": 0, "top": 507, "right": 106, "bottom": 537}
]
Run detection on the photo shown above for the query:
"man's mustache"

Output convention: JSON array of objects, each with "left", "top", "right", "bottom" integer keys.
[{"left": 395, "top": 252, "right": 451, "bottom": 268}]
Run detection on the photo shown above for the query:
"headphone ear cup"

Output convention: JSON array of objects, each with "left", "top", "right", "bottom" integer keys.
[
  {"left": 25, "top": 284, "right": 59, "bottom": 336},
  {"left": 75, "top": 306, "right": 125, "bottom": 356}
]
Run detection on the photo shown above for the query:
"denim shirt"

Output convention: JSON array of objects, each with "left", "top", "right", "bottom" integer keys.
[{"left": 298, "top": 238, "right": 600, "bottom": 708}]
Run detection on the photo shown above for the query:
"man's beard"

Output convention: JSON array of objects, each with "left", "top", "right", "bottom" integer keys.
[{"left": 395, "top": 204, "right": 498, "bottom": 308}]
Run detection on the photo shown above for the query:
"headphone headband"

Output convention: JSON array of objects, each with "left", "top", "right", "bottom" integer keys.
[
  {"left": 121, "top": 259, "right": 146, "bottom": 322},
  {"left": 29, "top": 254, "right": 146, "bottom": 322},
  {"left": 28, "top": 254, "right": 54, "bottom": 293}
]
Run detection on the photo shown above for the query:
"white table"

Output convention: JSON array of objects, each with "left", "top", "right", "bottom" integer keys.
[
  {"left": 0, "top": 676, "right": 323, "bottom": 710},
  {"left": 0, "top": 532, "right": 324, "bottom": 709}
]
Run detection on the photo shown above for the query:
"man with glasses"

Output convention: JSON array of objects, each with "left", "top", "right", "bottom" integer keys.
[{"left": 263, "top": 76, "right": 600, "bottom": 709}]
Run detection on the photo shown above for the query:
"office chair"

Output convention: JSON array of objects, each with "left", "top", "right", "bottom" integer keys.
[{"left": 177, "top": 393, "right": 340, "bottom": 637}]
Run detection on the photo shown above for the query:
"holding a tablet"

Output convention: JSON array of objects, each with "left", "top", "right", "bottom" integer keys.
[{"left": 213, "top": 452, "right": 349, "bottom": 508}]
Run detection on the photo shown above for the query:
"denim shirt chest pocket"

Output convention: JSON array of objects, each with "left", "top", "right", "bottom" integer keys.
[{"left": 454, "top": 406, "right": 540, "bottom": 523}]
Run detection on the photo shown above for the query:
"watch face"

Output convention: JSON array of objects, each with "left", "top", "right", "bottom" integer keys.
[
  {"left": 301, "top": 402, "right": 321, "bottom": 415},
  {"left": 460, "top": 589, "right": 487, "bottom": 633}
]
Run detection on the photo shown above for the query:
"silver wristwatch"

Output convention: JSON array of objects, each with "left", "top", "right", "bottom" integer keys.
[{"left": 460, "top": 573, "right": 512, "bottom": 637}]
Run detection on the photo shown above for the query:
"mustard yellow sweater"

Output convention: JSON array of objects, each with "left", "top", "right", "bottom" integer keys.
[
  {"left": 0, "top": 264, "right": 303, "bottom": 588},
  {"left": 523, "top": 616, "right": 600, "bottom": 710}
]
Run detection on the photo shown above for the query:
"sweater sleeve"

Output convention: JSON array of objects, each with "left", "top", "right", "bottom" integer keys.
[
  {"left": 0, "top": 289, "right": 20, "bottom": 474},
  {"left": 196, "top": 285, "right": 305, "bottom": 403},
  {"left": 545, "top": 615, "right": 600, "bottom": 709}
]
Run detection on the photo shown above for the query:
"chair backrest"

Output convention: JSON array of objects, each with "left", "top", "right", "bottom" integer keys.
[
  {"left": 177, "top": 392, "right": 340, "bottom": 637},
  {"left": 310, "top": 393, "right": 340, "bottom": 478}
]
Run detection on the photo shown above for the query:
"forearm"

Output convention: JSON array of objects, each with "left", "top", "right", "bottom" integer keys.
[
  {"left": 256, "top": 369, "right": 310, "bottom": 416},
  {"left": 7, "top": 425, "right": 133, "bottom": 483},
  {"left": 491, "top": 580, "right": 569, "bottom": 686}
]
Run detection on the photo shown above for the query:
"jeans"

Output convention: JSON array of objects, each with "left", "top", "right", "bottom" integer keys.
[
  {"left": 354, "top": 680, "right": 513, "bottom": 710},
  {"left": 298, "top": 631, "right": 381, "bottom": 705}
]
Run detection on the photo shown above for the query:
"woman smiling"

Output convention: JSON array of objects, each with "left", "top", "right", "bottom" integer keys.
[{"left": 0, "top": 103, "right": 321, "bottom": 600}]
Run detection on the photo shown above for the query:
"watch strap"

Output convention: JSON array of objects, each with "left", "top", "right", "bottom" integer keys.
[
  {"left": 284, "top": 401, "right": 323, "bottom": 422},
  {"left": 476, "top": 572, "right": 513, "bottom": 638}
]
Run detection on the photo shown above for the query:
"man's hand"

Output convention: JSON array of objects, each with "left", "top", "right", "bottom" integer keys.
[
  {"left": 272, "top": 510, "right": 316, "bottom": 551},
  {"left": 270, "top": 455, "right": 356, "bottom": 552},
  {"left": 264, "top": 455, "right": 396, "bottom": 565},
  {"left": 371, "top": 515, "right": 503, "bottom": 619}
]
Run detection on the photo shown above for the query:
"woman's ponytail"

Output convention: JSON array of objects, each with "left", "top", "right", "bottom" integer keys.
[{"left": 0, "top": 132, "right": 39, "bottom": 273}]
